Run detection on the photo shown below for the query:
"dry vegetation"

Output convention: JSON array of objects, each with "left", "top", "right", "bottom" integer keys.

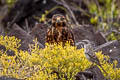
[{"left": 0, "top": 36, "right": 120, "bottom": 80}]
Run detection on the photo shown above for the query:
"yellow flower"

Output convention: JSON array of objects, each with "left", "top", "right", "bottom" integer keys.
[{"left": 0, "top": 35, "right": 120, "bottom": 79}]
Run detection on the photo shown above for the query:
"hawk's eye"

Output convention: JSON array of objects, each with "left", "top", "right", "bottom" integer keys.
[
  {"left": 61, "top": 18, "right": 64, "bottom": 21},
  {"left": 53, "top": 18, "right": 56, "bottom": 21},
  {"left": 62, "top": 22, "right": 66, "bottom": 26},
  {"left": 52, "top": 22, "right": 55, "bottom": 26}
]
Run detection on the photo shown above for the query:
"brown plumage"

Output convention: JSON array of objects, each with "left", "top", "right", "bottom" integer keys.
[
  {"left": 79, "top": 40, "right": 108, "bottom": 75},
  {"left": 46, "top": 14, "right": 75, "bottom": 46}
]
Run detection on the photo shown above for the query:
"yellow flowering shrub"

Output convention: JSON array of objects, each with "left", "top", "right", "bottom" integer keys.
[
  {"left": 0, "top": 35, "right": 21, "bottom": 51},
  {"left": 0, "top": 35, "right": 120, "bottom": 80},
  {"left": 96, "top": 52, "right": 120, "bottom": 79}
]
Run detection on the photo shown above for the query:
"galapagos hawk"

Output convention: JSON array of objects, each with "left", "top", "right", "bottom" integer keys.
[{"left": 46, "top": 14, "right": 75, "bottom": 46}]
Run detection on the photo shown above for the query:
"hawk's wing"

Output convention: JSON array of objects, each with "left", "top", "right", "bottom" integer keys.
[
  {"left": 46, "top": 26, "right": 75, "bottom": 46},
  {"left": 46, "top": 27, "right": 54, "bottom": 44},
  {"left": 62, "top": 27, "right": 75, "bottom": 46}
]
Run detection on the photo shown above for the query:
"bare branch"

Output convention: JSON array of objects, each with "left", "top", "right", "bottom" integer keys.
[
  {"left": 60, "top": 0, "right": 79, "bottom": 26},
  {"left": 25, "top": 19, "right": 30, "bottom": 33},
  {"left": 104, "top": 29, "right": 120, "bottom": 36}
]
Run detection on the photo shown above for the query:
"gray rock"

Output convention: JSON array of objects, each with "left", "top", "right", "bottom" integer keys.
[
  {"left": 30, "top": 23, "right": 48, "bottom": 46},
  {"left": 73, "top": 25, "right": 106, "bottom": 49},
  {"left": 95, "top": 40, "right": 120, "bottom": 58},
  {"left": 0, "top": 76, "right": 23, "bottom": 80},
  {"left": 75, "top": 65, "right": 107, "bottom": 80},
  {"left": 8, "top": 24, "right": 44, "bottom": 51}
]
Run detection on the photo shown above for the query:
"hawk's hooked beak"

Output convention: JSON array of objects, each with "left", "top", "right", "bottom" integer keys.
[
  {"left": 56, "top": 20, "right": 61, "bottom": 25},
  {"left": 56, "top": 20, "right": 61, "bottom": 23},
  {"left": 55, "top": 17, "right": 61, "bottom": 26}
]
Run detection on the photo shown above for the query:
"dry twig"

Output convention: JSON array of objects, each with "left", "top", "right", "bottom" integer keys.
[{"left": 60, "top": 0, "right": 79, "bottom": 26}]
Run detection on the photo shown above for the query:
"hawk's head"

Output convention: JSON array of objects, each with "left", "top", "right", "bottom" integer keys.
[{"left": 52, "top": 14, "right": 67, "bottom": 27}]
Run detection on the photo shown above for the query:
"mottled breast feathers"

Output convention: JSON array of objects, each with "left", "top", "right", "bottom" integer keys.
[{"left": 46, "top": 14, "right": 75, "bottom": 46}]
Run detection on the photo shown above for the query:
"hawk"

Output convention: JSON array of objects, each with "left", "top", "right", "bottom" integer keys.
[{"left": 46, "top": 14, "right": 75, "bottom": 46}]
